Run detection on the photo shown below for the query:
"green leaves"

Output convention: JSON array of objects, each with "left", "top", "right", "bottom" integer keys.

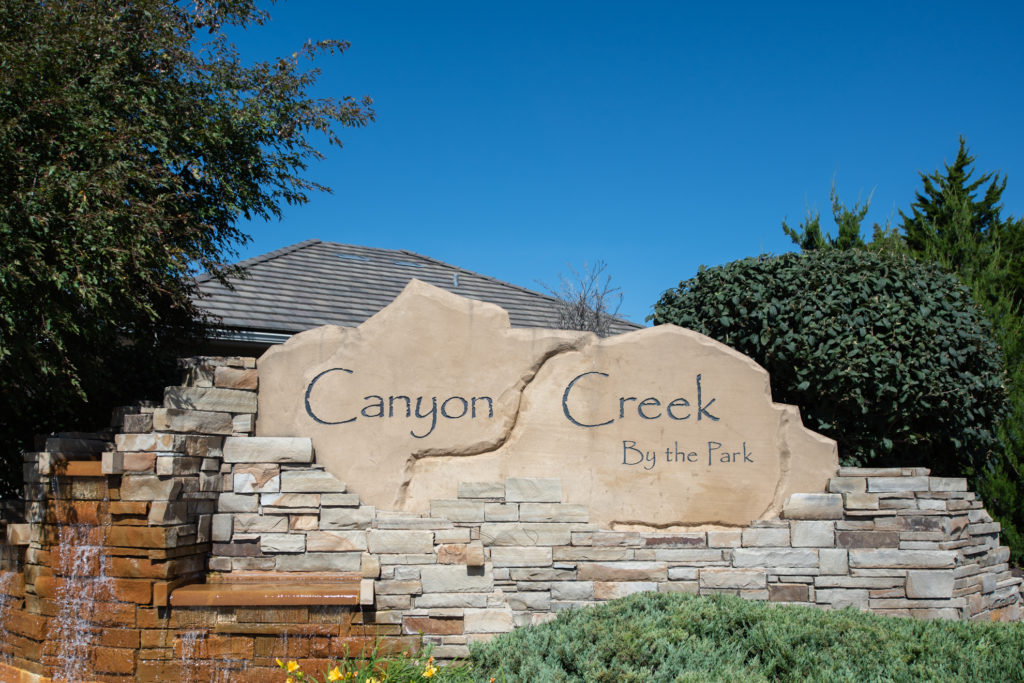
[
  {"left": 0, "top": 0, "right": 373, "bottom": 496},
  {"left": 651, "top": 250, "right": 1007, "bottom": 477}
]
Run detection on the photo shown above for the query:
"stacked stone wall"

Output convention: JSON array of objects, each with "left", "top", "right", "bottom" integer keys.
[{"left": 0, "top": 355, "right": 1021, "bottom": 681}]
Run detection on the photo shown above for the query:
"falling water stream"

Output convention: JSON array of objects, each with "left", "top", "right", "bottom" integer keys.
[
  {"left": 178, "top": 630, "right": 203, "bottom": 683},
  {"left": 48, "top": 476, "right": 112, "bottom": 682},
  {"left": 0, "top": 570, "right": 15, "bottom": 665}
]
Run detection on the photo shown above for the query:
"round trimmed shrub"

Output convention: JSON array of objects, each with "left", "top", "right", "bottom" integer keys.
[{"left": 651, "top": 250, "right": 1007, "bottom": 475}]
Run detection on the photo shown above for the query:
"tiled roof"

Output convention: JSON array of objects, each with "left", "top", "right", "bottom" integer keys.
[{"left": 194, "top": 240, "right": 641, "bottom": 336}]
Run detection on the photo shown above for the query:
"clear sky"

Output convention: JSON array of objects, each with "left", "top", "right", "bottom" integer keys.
[{"left": 227, "top": 1, "right": 1024, "bottom": 325}]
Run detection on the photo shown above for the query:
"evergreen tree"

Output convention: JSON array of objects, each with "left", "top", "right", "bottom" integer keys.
[
  {"left": 899, "top": 139, "right": 1024, "bottom": 562},
  {"left": 778, "top": 141, "right": 1024, "bottom": 562},
  {"left": 782, "top": 182, "right": 871, "bottom": 251}
]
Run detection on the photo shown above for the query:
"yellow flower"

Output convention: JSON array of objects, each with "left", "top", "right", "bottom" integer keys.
[
  {"left": 367, "top": 678, "right": 380, "bottom": 683},
  {"left": 286, "top": 678, "right": 294, "bottom": 683},
  {"left": 287, "top": 660, "right": 300, "bottom": 673},
  {"left": 327, "top": 666, "right": 342, "bottom": 681},
  {"left": 423, "top": 664, "right": 438, "bottom": 678}
]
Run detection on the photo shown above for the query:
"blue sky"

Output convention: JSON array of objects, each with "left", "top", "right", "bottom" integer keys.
[{"left": 227, "top": 1, "right": 1024, "bottom": 324}]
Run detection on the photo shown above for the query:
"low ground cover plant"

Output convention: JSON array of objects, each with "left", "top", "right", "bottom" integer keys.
[{"left": 468, "top": 592, "right": 1024, "bottom": 681}]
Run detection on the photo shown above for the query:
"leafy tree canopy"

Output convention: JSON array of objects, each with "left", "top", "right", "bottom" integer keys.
[
  {"left": 651, "top": 250, "right": 1007, "bottom": 475},
  {"left": 0, "top": 0, "right": 373, "bottom": 495},
  {"left": 779, "top": 139, "right": 1024, "bottom": 561}
]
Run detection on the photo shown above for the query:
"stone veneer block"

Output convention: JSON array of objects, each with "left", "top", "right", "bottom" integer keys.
[
  {"left": 906, "top": 570, "right": 955, "bottom": 599},
  {"left": 367, "top": 530, "right": 434, "bottom": 554},
  {"left": 816, "top": 588, "right": 869, "bottom": 609},
  {"left": 504, "top": 478, "right": 562, "bottom": 503},
  {"left": 519, "top": 503, "right": 589, "bottom": 523},
  {"left": 733, "top": 548, "right": 818, "bottom": 568},
  {"left": 233, "top": 414, "right": 255, "bottom": 433},
  {"left": 215, "top": 367, "right": 259, "bottom": 390},
  {"left": 321, "top": 507, "right": 375, "bottom": 529},
  {"left": 699, "top": 569, "right": 767, "bottom": 589},
  {"left": 508, "top": 592, "right": 552, "bottom": 611},
  {"left": 463, "top": 608, "right": 515, "bottom": 633},
  {"left": 577, "top": 562, "right": 667, "bottom": 581},
  {"left": 436, "top": 544, "right": 471, "bottom": 564},
  {"left": 490, "top": 546, "right": 553, "bottom": 567},
  {"left": 152, "top": 408, "right": 233, "bottom": 435},
  {"left": 360, "top": 578, "right": 375, "bottom": 606},
  {"left": 783, "top": 493, "right": 843, "bottom": 520},
  {"left": 838, "top": 467, "right": 904, "bottom": 476},
  {"left": 280, "top": 469, "right": 346, "bottom": 493},
  {"left": 844, "top": 493, "right": 879, "bottom": 510},
  {"left": 791, "top": 521, "right": 835, "bottom": 547},
  {"left": 420, "top": 564, "right": 495, "bottom": 593},
  {"left": 122, "top": 452, "right": 158, "bottom": 472},
  {"left": 211, "top": 514, "right": 233, "bottom": 542},
  {"left": 122, "top": 413, "right": 153, "bottom": 433},
  {"left": 155, "top": 455, "right": 202, "bottom": 476},
  {"left": 867, "top": 477, "right": 930, "bottom": 493},
  {"left": 707, "top": 530, "right": 742, "bottom": 548},
  {"left": 260, "top": 492, "right": 320, "bottom": 508},
  {"left": 436, "top": 528, "right": 472, "bottom": 544},
  {"left": 484, "top": 503, "right": 519, "bottom": 521},
  {"left": 549, "top": 581, "right": 594, "bottom": 600},
  {"left": 274, "top": 552, "right": 361, "bottom": 572},
  {"left": 120, "top": 475, "right": 182, "bottom": 501},
  {"left": 101, "top": 450, "right": 123, "bottom": 475},
  {"left": 223, "top": 437, "right": 313, "bottom": 464},
  {"left": 848, "top": 549, "right": 956, "bottom": 569},
  {"left": 836, "top": 531, "right": 899, "bottom": 548},
  {"left": 148, "top": 501, "right": 188, "bottom": 525},
  {"left": 307, "top": 530, "right": 368, "bottom": 552},
  {"left": 554, "top": 547, "right": 630, "bottom": 561},
  {"left": 930, "top": 477, "right": 968, "bottom": 492},
  {"left": 594, "top": 581, "right": 659, "bottom": 600},
  {"left": 289, "top": 516, "right": 318, "bottom": 531},
  {"left": 742, "top": 527, "right": 790, "bottom": 547},
  {"left": 819, "top": 548, "right": 849, "bottom": 575},
  {"left": 322, "top": 493, "right": 361, "bottom": 507},
  {"left": 217, "top": 493, "right": 258, "bottom": 513},
  {"left": 458, "top": 482, "right": 505, "bottom": 499},
  {"left": 233, "top": 513, "right": 288, "bottom": 533},
  {"left": 479, "top": 523, "right": 579, "bottom": 546},
  {"left": 114, "top": 433, "right": 186, "bottom": 453},
  {"left": 232, "top": 464, "right": 280, "bottom": 494},
  {"left": 653, "top": 549, "right": 725, "bottom": 563},
  {"left": 416, "top": 593, "right": 490, "bottom": 608},
  {"left": 828, "top": 477, "right": 866, "bottom": 494},
  {"left": 430, "top": 500, "right": 486, "bottom": 523},
  {"left": 260, "top": 533, "right": 306, "bottom": 553},
  {"left": 164, "top": 386, "right": 257, "bottom": 413}
]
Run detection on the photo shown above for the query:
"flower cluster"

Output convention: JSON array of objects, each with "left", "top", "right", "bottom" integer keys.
[{"left": 273, "top": 650, "right": 471, "bottom": 682}]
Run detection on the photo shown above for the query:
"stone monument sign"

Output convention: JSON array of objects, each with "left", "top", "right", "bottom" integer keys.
[{"left": 258, "top": 279, "right": 837, "bottom": 528}]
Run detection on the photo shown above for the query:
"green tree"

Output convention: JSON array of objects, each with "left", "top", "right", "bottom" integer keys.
[
  {"left": 782, "top": 182, "right": 871, "bottom": 251},
  {"left": 779, "top": 140, "right": 1024, "bottom": 562},
  {"left": 0, "top": 0, "right": 373, "bottom": 496},
  {"left": 898, "top": 139, "right": 1024, "bottom": 561},
  {"left": 651, "top": 250, "right": 1007, "bottom": 476}
]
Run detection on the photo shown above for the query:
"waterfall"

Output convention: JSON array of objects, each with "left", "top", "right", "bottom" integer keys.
[{"left": 50, "top": 523, "right": 111, "bottom": 682}]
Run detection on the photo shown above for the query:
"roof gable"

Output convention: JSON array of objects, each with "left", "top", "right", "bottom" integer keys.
[{"left": 195, "top": 240, "right": 641, "bottom": 336}]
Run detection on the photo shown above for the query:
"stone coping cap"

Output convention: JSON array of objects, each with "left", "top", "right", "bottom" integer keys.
[
  {"left": 204, "top": 570, "right": 361, "bottom": 583},
  {"left": 170, "top": 580, "right": 360, "bottom": 607}
]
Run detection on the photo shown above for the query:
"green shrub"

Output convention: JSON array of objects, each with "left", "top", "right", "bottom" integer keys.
[
  {"left": 470, "top": 592, "right": 1024, "bottom": 682},
  {"left": 650, "top": 249, "right": 1007, "bottom": 476}
]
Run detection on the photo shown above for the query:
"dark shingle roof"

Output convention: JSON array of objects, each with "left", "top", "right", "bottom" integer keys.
[{"left": 194, "top": 240, "right": 641, "bottom": 337}]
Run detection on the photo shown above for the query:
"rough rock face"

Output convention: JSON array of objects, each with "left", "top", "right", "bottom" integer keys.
[{"left": 257, "top": 279, "right": 837, "bottom": 528}]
